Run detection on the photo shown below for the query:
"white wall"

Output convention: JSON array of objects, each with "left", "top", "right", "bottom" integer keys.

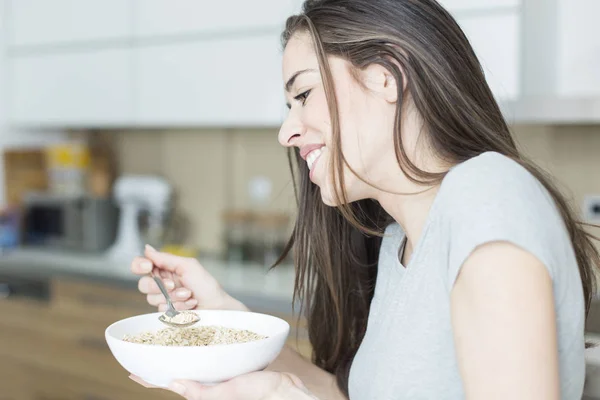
[{"left": 0, "top": 0, "right": 66, "bottom": 207}]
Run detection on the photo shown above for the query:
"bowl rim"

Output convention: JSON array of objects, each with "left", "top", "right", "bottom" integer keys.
[{"left": 104, "top": 309, "right": 291, "bottom": 350}]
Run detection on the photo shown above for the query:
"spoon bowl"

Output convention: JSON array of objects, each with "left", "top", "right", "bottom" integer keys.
[
  {"left": 150, "top": 272, "right": 200, "bottom": 328},
  {"left": 158, "top": 312, "right": 200, "bottom": 328}
]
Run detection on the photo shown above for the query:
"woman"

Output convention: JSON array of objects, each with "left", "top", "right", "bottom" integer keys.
[{"left": 130, "top": 0, "right": 600, "bottom": 399}]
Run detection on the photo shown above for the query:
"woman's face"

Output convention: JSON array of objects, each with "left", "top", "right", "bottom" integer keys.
[{"left": 279, "top": 32, "right": 409, "bottom": 206}]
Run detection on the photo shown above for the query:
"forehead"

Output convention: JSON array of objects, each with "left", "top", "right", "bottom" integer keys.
[{"left": 282, "top": 32, "right": 319, "bottom": 82}]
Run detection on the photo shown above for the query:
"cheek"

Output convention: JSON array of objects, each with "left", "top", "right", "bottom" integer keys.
[{"left": 305, "top": 90, "right": 331, "bottom": 131}]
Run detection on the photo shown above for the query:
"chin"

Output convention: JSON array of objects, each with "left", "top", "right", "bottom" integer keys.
[
  {"left": 320, "top": 193, "right": 339, "bottom": 207},
  {"left": 314, "top": 167, "right": 363, "bottom": 207},
  {"left": 318, "top": 183, "right": 359, "bottom": 207},
  {"left": 316, "top": 183, "right": 338, "bottom": 207}
]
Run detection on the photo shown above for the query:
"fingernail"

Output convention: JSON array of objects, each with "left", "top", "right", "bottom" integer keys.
[
  {"left": 169, "top": 381, "right": 186, "bottom": 396},
  {"left": 165, "top": 279, "right": 175, "bottom": 290},
  {"left": 176, "top": 289, "right": 191, "bottom": 298},
  {"left": 140, "top": 261, "right": 153, "bottom": 273},
  {"left": 185, "top": 299, "right": 198, "bottom": 307},
  {"left": 145, "top": 244, "right": 157, "bottom": 252}
]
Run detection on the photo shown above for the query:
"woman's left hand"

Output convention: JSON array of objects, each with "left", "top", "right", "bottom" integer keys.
[{"left": 130, "top": 371, "right": 319, "bottom": 400}]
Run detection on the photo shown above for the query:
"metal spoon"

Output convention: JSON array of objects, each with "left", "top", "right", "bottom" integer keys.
[{"left": 151, "top": 272, "right": 200, "bottom": 328}]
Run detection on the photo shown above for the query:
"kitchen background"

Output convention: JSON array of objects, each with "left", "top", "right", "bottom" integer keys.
[{"left": 0, "top": 0, "right": 599, "bottom": 399}]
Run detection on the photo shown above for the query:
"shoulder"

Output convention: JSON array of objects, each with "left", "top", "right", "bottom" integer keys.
[
  {"left": 436, "top": 152, "right": 568, "bottom": 283},
  {"left": 439, "top": 151, "right": 558, "bottom": 221},
  {"left": 443, "top": 151, "right": 547, "bottom": 199}
]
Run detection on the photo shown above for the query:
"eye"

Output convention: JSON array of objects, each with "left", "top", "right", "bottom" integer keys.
[{"left": 294, "top": 89, "right": 312, "bottom": 106}]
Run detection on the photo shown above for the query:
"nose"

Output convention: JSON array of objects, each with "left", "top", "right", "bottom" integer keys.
[{"left": 278, "top": 112, "right": 305, "bottom": 148}]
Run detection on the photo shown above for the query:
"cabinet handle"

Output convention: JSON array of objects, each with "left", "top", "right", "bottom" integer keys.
[{"left": 78, "top": 336, "right": 108, "bottom": 350}]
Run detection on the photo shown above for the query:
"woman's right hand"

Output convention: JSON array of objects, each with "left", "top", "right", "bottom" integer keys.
[{"left": 131, "top": 245, "right": 248, "bottom": 313}]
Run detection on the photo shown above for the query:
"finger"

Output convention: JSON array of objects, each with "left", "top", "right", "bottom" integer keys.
[
  {"left": 145, "top": 244, "right": 195, "bottom": 275},
  {"left": 172, "top": 287, "right": 193, "bottom": 300},
  {"left": 285, "top": 372, "right": 304, "bottom": 388},
  {"left": 147, "top": 293, "right": 166, "bottom": 306},
  {"left": 131, "top": 256, "right": 153, "bottom": 275},
  {"left": 168, "top": 380, "right": 209, "bottom": 399},
  {"left": 160, "top": 269, "right": 173, "bottom": 281},
  {"left": 173, "top": 376, "right": 271, "bottom": 400},
  {"left": 138, "top": 275, "right": 176, "bottom": 294},
  {"left": 147, "top": 288, "right": 192, "bottom": 305},
  {"left": 158, "top": 299, "right": 197, "bottom": 312},
  {"left": 129, "top": 374, "right": 159, "bottom": 388},
  {"left": 172, "top": 374, "right": 261, "bottom": 400}
]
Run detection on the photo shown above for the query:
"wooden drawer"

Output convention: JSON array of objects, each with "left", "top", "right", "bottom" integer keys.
[
  {"left": 25, "top": 363, "right": 178, "bottom": 400},
  {"left": 0, "top": 356, "right": 33, "bottom": 400},
  {"left": 0, "top": 300, "right": 177, "bottom": 399},
  {"left": 0, "top": 276, "right": 313, "bottom": 398},
  {"left": 51, "top": 278, "right": 153, "bottom": 320}
]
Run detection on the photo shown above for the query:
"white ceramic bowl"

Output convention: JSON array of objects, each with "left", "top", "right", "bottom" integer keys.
[{"left": 105, "top": 310, "right": 290, "bottom": 387}]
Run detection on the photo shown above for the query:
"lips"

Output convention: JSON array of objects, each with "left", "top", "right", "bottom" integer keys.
[{"left": 300, "top": 144, "right": 325, "bottom": 160}]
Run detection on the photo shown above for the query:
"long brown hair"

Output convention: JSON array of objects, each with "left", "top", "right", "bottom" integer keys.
[{"left": 276, "top": 0, "right": 600, "bottom": 396}]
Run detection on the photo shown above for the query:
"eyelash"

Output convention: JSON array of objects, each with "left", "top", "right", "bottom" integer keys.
[{"left": 294, "top": 89, "right": 312, "bottom": 106}]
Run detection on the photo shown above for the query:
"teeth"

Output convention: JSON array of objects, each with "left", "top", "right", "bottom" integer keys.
[{"left": 306, "top": 148, "right": 323, "bottom": 171}]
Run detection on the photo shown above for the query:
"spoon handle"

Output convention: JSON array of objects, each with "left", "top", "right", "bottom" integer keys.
[{"left": 152, "top": 275, "right": 176, "bottom": 314}]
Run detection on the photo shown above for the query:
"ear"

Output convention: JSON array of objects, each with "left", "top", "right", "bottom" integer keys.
[{"left": 361, "top": 62, "right": 406, "bottom": 104}]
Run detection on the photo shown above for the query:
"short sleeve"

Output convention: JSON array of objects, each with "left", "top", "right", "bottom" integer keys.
[{"left": 444, "top": 153, "right": 567, "bottom": 288}]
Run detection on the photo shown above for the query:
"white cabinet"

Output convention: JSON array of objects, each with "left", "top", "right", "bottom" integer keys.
[
  {"left": 556, "top": 0, "right": 600, "bottom": 97},
  {"left": 134, "top": 33, "right": 286, "bottom": 126},
  {"left": 9, "top": 49, "right": 133, "bottom": 126},
  {"left": 133, "top": 0, "right": 297, "bottom": 38},
  {"left": 457, "top": 12, "right": 521, "bottom": 101},
  {"left": 438, "top": 0, "right": 519, "bottom": 13},
  {"left": 520, "top": 0, "right": 600, "bottom": 99},
  {"left": 7, "top": 0, "right": 132, "bottom": 47},
  {"left": 5, "top": 0, "right": 596, "bottom": 127}
]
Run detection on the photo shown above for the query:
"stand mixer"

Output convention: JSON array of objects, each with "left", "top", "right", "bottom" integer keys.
[{"left": 105, "top": 175, "right": 173, "bottom": 264}]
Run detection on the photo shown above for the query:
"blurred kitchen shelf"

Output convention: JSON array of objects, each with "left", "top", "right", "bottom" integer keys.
[
  {"left": 501, "top": 97, "right": 600, "bottom": 125},
  {"left": 0, "top": 248, "right": 297, "bottom": 314}
]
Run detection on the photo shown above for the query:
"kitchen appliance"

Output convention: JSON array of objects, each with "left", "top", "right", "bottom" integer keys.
[
  {"left": 21, "top": 192, "right": 118, "bottom": 252},
  {"left": 45, "top": 141, "right": 90, "bottom": 196},
  {"left": 105, "top": 175, "right": 172, "bottom": 261}
]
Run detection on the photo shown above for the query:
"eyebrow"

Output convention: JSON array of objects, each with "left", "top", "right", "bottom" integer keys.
[{"left": 285, "top": 68, "right": 317, "bottom": 92}]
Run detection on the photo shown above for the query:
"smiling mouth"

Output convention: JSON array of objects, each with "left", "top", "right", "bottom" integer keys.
[{"left": 306, "top": 147, "right": 323, "bottom": 171}]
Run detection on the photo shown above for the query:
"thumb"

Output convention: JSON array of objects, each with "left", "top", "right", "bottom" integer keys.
[{"left": 168, "top": 380, "right": 229, "bottom": 400}]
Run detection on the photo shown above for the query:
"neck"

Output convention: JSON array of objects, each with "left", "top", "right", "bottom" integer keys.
[{"left": 375, "top": 183, "right": 440, "bottom": 261}]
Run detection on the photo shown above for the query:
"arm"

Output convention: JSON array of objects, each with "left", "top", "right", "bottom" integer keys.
[
  {"left": 230, "top": 302, "right": 345, "bottom": 399},
  {"left": 267, "top": 346, "right": 347, "bottom": 400},
  {"left": 450, "top": 241, "right": 560, "bottom": 400}
]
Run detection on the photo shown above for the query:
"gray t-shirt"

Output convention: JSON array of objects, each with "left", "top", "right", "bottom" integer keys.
[{"left": 348, "top": 152, "right": 586, "bottom": 399}]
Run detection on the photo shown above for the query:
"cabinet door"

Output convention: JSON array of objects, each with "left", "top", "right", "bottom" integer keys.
[
  {"left": 556, "top": 0, "right": 600, "bottom": 96},
  {"left": 8, "top": 0, "right": 133, "bottom": 47},
  {"left": 133, "top": 0, "right": 297, "bottom": 38},
  {"left": 438, "top": 0, "right": 520, "bottom": 13},
  {"left": 9, "top": 49, "right": 133, "bottom": 126},
  {"left": 457, "top": 12, "right": 521, "bottom": 101},
  {"left": 135, "top": 34, "right": 287, "bottom": 126}
]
